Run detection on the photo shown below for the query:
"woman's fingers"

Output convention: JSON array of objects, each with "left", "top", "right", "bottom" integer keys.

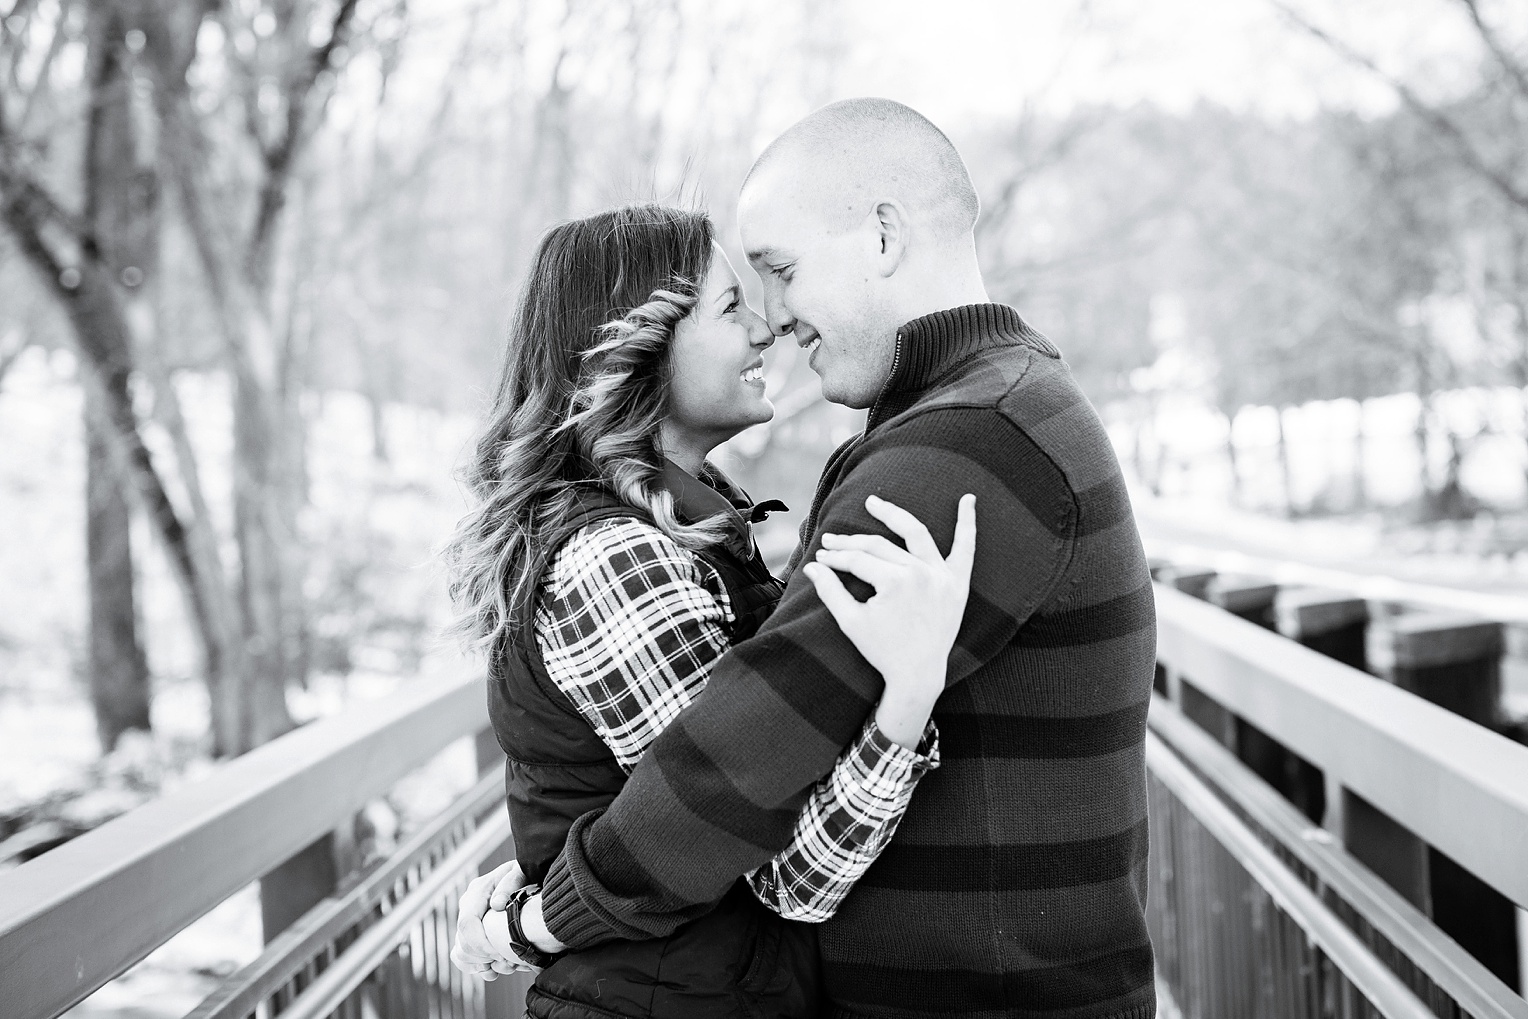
[
  {"left": 947, "top": 495, "right": 977, "bottom": 580},
  {"left": 487, "top": 861, "right": 528, "bottom": 911},
  {"left": 864, "top": 495, "right": 942, "bottom": 562},
  {"left": 814, "top": 547, "right": 901, "bottom": 589},
  {"left": 819, "top": 531, "right": 917, "bottom": 564},
  {"left": 803, "top": 562, "right": 862, "bottom": 624}
]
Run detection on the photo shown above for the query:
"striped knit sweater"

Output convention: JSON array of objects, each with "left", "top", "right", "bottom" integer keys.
[{"left": 540, "top": 304, "right": 1157, "bottom": 1019}]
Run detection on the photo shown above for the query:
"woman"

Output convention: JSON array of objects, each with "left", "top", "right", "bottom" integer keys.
[{"left": 444, "top": 205, "right": 974, "bottom": 1018}]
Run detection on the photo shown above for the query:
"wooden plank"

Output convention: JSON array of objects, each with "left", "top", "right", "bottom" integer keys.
[
  {"left": 0, "top": 671, "right": 486, "bottom": 1019},
  {"left": 1155, "top": 584, "right": 1528, "bottom": 909}
]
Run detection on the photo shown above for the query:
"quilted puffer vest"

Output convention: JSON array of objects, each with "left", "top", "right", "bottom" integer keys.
[{"left": 487, "top": 462, "right": 818, "bottom": 1019}]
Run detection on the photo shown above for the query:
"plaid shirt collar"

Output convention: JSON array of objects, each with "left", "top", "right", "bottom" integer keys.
[{"left": 659, "top": 458, "right": 786, "bottom": 559}]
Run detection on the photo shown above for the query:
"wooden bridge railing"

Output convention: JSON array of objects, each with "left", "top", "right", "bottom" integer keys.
[
  {"left": 1150, "top": 582, "right": 1528, "bottom": 1018},
  {"left": 0, "top": 671, "right": 513, "bottom": 1019},
  {"left": 4, "top": 587, "right": 1528, "bottom": 1019}
]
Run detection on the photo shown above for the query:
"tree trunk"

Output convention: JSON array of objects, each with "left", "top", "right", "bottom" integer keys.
[
  {"left": 1415, "top": 391, "right": 1434, "bottom": 516},
  {"left": 1520, "top": 389, "right": 1528, "bottom": 507},
  {"left": 231, "top": 365, "right": 296, "bottom": 753},
  {"left": 1223, "top": 409, "right": 1242, "bottom": 506},
  {"left": 1352, "top": 401, "right": 1369, "bottom": 510},
  {"left": 84, "top": 384, "right": 152, "bottom": 752},
  {"left": 79, "top": 0, "right": 157, "bottom": 754},
  {"left": 1276, "top": 406, "right": 1296, "bottom": 517},
  {"left": 0, "top": 200, "right": 246, "bottom": 756}
]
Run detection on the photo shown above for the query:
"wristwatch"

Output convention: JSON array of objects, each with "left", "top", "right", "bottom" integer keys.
[{"left": 504, "top": 884, "right": 560, "bottom": 969}]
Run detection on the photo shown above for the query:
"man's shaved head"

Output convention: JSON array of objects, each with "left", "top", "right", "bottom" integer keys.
[
  {"left": 736, "top": 98, "right": 990, "bottom": 409},
  {"left": 743, "top": 97, "right": 979, "bottom": 239}
]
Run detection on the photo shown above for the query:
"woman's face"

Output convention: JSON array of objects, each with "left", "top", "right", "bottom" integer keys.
[{"left": 664, "top": 243, "right": 776, "bottom": 454}]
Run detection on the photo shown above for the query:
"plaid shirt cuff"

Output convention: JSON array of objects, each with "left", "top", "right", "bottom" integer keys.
[{"left": 748, "top": 715, "right": 939, "bottom": 922}]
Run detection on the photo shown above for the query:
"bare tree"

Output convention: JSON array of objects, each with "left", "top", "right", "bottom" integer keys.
[
  {"left": 1, "top": 0, "right": 379, "bottom": 757},
  {"left": 136, "top": 0, "right": 364, "bottom": 752},
  {"left": 1270, "top": 0, "right": 1528, "bottom": 509},
  {"left": 0, "top": 0, "right": 243, "bottom": 753}
]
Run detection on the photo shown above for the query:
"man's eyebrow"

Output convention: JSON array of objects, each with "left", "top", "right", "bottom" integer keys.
[{"left": 745, "top": 246, "right": 781, "bottom": 263}]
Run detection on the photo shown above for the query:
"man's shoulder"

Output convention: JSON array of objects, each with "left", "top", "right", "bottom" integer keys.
[
  {"left": 858, "top": 350, "right": 1125, "bottom": 535},
  {"left": 879, "top": 350, "right": 1109, "bottom": 471}
]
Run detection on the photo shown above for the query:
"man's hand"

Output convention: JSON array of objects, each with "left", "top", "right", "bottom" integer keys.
[{"left": 451, "top": 860, "right": 533, "bottom": 979}]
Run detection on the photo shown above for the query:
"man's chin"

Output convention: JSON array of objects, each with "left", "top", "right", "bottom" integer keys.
[{"left": 817, "top": 376, "right": 874, "bottom": 410}]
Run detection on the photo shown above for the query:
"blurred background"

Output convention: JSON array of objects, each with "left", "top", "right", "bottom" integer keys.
[{"left": 3, "top": 0, "right": 1528, "bottom": 1012}]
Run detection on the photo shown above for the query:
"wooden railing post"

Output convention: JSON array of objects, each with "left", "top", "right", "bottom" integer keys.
[
  {"left": 1370, "top": 612, "right": 1504, "bottom": 726},
  {"left": 1207, "top": 575, "right": 1278, "bottom": 630},
  {"left": 1275, "top": 588, "right": 1369, "bottom": 670},
  {"left": 1163, "top": 568, "right": 1229, "bottom": 747},
  {"left": 261, "top": 835, "right": 342, "bottom": 944},
  {"left": 1271, "top": 589, "right": 1369, "bottom": 837},
  {"left": 1162, "top": 565, "right": 1216, "bottom": 601},
  {"left": 1360, "top": 611, "right": 1520, "bottom": 989},
  {"left": 1206, "top": 576, "right": 1326, "bottom": 822}
]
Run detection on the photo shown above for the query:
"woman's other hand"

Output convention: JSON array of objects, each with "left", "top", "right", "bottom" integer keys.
[
  {"left": 803, "top": 493, "right": 976, "bottom": 749},
  {"left": 452, "top": 860, "right": 533, "bottom": 979}
]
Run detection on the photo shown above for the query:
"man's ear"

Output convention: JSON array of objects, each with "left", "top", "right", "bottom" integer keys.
[{"left": 871, "top": 200, "right": 910, "bottom": 277}]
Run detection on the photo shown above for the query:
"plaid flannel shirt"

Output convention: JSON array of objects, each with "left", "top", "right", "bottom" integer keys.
[{"left": 534, "top": 516, "right": 939, "bottom": 923}]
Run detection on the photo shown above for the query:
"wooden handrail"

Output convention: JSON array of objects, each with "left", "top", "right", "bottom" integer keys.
[
  {"left": 278, "top": 808, "right": 513, "bottom": 1019},
  {"left": 1149, "top": 699, "right": 1528, "bottom": 1018},
  {"left": 1155, "top": 583, "right": 1528, "bottom": 908},
  {"left": 1146, "top": 730, "right": 1438, "bottom": 1019},
  {"left": 0, "top": 671, "right": 487, "bottom": 1019},
  {"left": 185, "top": 771, "right": 506, "bottom": 1019}
]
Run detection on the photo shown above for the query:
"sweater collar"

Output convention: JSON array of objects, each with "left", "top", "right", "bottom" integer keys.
[{"left": 870, "top": 303, "right": 1058, "bottom": 428}]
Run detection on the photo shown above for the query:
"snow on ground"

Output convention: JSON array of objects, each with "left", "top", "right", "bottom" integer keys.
[
  {"left": 1111, "top": 386, "right": 1528, "bottom": 512},
  {"left": 0, "top": 346, "right": 477, "bottom": 817}
]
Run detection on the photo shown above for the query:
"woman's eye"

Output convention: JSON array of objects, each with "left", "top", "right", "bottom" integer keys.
[{"left": 724, "top": 299, "right": 740, "bottom": 314}]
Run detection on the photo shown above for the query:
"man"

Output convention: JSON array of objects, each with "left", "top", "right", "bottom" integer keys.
[{"left": 462, "top": 98, "right": 1157, "bottom": 1019}]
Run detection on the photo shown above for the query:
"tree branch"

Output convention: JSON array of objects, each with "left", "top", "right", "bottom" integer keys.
[
  {"left": 0, "top": 327, "right": 27, "bottom": 387},
  {"left": 1454, "top": 0, "right": 1528, "bottom": 103},
  {"left": 1270, "top": 0, "right": 1528, "bottom": 212},
  {"left": 245, "top": 0, "right": 361, "bottom": 288},
  {"left": 0, "top": 98, "right": 90, "bottom": 245}
]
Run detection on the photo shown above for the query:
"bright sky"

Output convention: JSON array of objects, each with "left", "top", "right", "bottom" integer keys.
[
  {"left": 824, "top": 0, "right": 1493, "bottom": 127},
  {"left": 378, "top": 0, "right": 1513, "bottom": 174}
]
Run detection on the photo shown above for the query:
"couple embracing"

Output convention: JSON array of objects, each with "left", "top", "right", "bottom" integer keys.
[{"left": 446, "top": 98, "right": 1157, "bottom": 1019}]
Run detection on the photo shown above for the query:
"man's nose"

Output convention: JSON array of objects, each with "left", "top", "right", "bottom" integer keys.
[{"left": 763, "top": 291, "right": 795, "bottom": 337}]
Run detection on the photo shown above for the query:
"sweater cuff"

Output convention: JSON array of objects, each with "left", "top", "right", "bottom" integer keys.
[{"left": 539, "top": 851, "right": 618, "bottom": 950}]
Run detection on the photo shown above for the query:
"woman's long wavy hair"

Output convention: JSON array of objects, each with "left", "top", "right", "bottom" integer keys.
[{"left": 443, "top": 204, "right": 731, "bottom": 652}]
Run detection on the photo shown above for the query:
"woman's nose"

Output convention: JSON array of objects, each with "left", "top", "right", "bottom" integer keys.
[{"left": 744, "top": 305, "right": 776, "bottom": 348}]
